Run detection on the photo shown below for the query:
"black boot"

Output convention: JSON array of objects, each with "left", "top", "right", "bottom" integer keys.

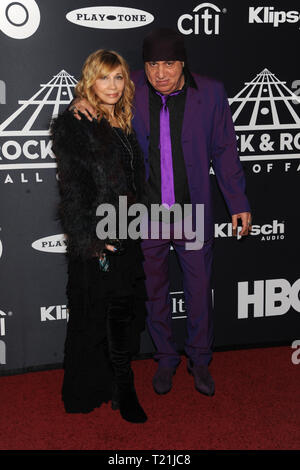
[
  {"left": 107, "top": 297, "right": 147, "bottom": 423},
  {"left": 111, "top": 380, "right": 119, "bottom": 411}
]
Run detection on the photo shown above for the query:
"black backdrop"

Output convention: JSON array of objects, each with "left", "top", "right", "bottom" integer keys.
[{"left": 0, "top": 0, "right": 299, "bottom": 374}]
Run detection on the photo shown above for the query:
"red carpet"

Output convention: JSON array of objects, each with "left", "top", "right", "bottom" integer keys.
[{"left": 0, "top": 346, "right": 299, "bottom": 450}]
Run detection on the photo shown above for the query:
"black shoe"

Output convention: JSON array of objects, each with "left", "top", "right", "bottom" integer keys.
[
  {"left": 116, "top": 371, "right": 147, "bottom": 423},
  {"left": 187, "top": 359, "right": 215, "bottom": 396},
  {"left": 152, "top": 366, "right": 176, "bottom": 395},
  {"left": 111, "top": 371, "right": 147, "bottom": 423},
  {"left": 111, "top": 381, "right": 119, "bottom": 411},
  {"left": 119, "top": 387, "right": 147, "bottom": 423}
]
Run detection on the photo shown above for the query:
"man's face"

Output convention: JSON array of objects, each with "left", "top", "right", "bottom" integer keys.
[{"left": 145, "top": 61, "right": 184, "bottom": 95}]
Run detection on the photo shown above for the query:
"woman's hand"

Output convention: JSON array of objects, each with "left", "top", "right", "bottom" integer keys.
[
  {"left": 69, "top": 98, "right": 97, "bottom": 121},
  {"left": 95, "top": 244, "right": 116, "bottom": 260},
  {"left": 105, "top": 243, "right": 117, "bottom": 253}
]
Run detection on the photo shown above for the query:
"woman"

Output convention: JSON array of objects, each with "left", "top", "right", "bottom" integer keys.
[{"left": 50, "top": 49, "right": 147, "bottom": 423}]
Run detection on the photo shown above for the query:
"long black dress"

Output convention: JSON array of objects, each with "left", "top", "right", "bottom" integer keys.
[{"left": 51, "top": 114, "right": 147, "bottom": 413}]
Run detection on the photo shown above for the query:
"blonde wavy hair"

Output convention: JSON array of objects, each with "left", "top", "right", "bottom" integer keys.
[{"left": 75, "top": 49, "right": 134, "bottom": 133}]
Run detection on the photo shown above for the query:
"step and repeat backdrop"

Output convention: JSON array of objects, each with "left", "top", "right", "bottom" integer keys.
[{"left": 0, "top": 0, "right": 299, "bottom": 373}]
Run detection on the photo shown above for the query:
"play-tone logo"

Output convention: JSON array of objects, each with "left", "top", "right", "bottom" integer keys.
[
  {"left": 177, "top": 2, "right": 225, "bottom": 35},
  {"left": 31, "top": 234, "right": 67, "bottom": 253},
  {"left": 0, "top": 0, "right": 40, "bottom": 39},
  {"left": 66, "top": 6, "right": 154, "bottom": 29}
]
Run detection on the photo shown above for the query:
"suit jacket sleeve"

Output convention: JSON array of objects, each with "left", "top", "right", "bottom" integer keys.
[{"left": 211, "top": 83, "right": 251, "bottom": 215}]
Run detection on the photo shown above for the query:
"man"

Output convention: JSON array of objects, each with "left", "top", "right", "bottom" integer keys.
[{"left": 71, "top": 28, "right": 251, "bottom": 397}]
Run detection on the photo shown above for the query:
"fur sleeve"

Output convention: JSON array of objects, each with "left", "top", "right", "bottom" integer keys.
[
  {"left": 50, "top": 111, "right": 106, "bottom": 258},
  {"left": 129, "top": 130, "right": 146, "bottom": 203}
]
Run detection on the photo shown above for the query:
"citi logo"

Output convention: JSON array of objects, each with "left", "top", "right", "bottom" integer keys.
[
  {"left": 177, "top": 2, "right": 225, "bottom": 36},
  {"left": 40, "top": 305, "right": 68, "bottom": 322},
  {"left": 238, "top": 278, "right": 300, "bottom": 319},
  {"left": 66, "top": 6, "right": 154, "bottom": 30},
  {"left": 214, "top": 220, "right": 285, "bottom": 240},
  {"left": 249, "top": 7, "right": 300, "bottom": 27},
  {"left": 32, "top": 234, "right": 67, "bottom": 253}
]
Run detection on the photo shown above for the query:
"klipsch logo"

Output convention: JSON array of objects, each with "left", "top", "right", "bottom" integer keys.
[
  {"left": 66, "top": 6, "right": 154, "bottom": 29},
  {"left": 0, "top": 70, "right": 77, "bottom": 184},
  {"left": 0, "top": 0, "right": 40, "bottom": 39},
  {"left": 229, "top": 69, "right": 300, "bottom": 174},
  {"left": 32, "top": 234, "right": 67, "bottom": 253},
  {"left": 238, "top": 278, "right": 300, "bottom": 319},
  {"left": 177, "top": 2, "right": 226, "bottom": 35},
  {"left": 214, "top": 220, "right": 285, "bottom": 241},
  {"left": 40, "top": 305, "right": 68, "bottom": 322},
  {"left": 249, "top": 7, "right": 300, "bottom": 28}
]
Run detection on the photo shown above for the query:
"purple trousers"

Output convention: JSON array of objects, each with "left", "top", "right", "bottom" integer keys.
[{"left": 141, "top": 220, "right": 214, "bottom": 368}]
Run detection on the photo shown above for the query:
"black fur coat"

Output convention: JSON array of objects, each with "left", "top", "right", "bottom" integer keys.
[{"left": 50, "top": 111, "right": 146, "bottom": 259}]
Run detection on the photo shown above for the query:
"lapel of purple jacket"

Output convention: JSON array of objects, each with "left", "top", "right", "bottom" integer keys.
[
  {"left": 181, "top": 82, "right": 203, "bottom": 168},
  {"left": 131, "top": 70, "right": 203, "bottom": 181}
]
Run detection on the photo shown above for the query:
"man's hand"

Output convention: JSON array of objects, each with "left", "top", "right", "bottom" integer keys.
[
  {"left": 69, "top": 97, "right": 97, "bottom": 121},
  {"left": 232, "top": 212, "right": 252, "bottom": 238}
]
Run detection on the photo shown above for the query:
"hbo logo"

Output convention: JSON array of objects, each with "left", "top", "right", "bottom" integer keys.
[{"left": 238, "top": 279, "right": 300, "bottom": 318}]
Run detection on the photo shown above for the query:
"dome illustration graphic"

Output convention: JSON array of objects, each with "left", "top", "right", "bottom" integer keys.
[
  {"left": 0, "top": 70, "right": 77, "bottom": 137},
  {"left": 229, "top": 68, "right": 300, "bottom": 131}
]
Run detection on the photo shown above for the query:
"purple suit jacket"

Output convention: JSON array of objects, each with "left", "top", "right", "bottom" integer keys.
[{"left": 131, "top": 70, "right": 250, "bottom": 239}]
